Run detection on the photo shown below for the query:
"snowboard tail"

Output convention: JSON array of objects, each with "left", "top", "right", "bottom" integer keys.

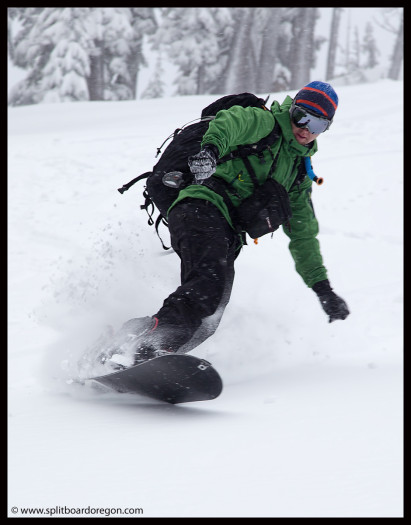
[{"left": 87, "top": 354, "right": 222, "bottom": 404}]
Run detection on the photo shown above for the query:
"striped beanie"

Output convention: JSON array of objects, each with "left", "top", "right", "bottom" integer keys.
[{"left": 295, "top": 81, "right": 338, "bottom": 120}]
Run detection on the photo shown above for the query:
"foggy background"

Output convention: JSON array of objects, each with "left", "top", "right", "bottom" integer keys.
[{"left": 7, "top": 7, "right": 403, "bottom": 105}]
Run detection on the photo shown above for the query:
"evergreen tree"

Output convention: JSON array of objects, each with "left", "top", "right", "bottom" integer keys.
[
  {"left": 201, "top": 8, "right": 233, "bottom": 94},
  {"left": 8, "top": 7, "right": 157, "bottom": 105},
  {"left": 223, "top": 8, "right": 258, "bottom": 93},
  {"left": 150, "top": 8, "right": 226, "bottom": 96},
  {"left": 8, "top": 8, "right": 51, "bottom": 105},
  {"left": 348, "top": 25, "right": 361, "bottom": 73},
  {"left": 255, "top": 8, "right": 283, "bottom": 93},
  {"left": 326, "top": 8, "right": 343, "bottom": 81},
  {"left": 100, "top": 8, "right": 157, "bottom": 100},
  {"left": 140, "top": 53, "right": 166, "bottom": 99},
  {"left": 127, "top": 8, "right": 158, "bottom": 99},
  {"left": 7, "top": 7, "right": 25, "bottom": 61},
  {"left": 375, "top": 8, "right": 403, "bottom": 80},
  {"left": 362, "top": 22, "right": 379, "bottom": 69},
  {"left": 387, "top": 10, "right": 403, "bottom": 80},
  {"left": 92, "top": 8, "right": 135, "bottom": 101},
  {"left": 286, "top": 8, "right": 319, "bottom": 89},
  {"left": 9, "top": 8, "right": 98, "bottom": 104},
  {"left": 40, "top": 8, "right": 92, "bottom": 102}
]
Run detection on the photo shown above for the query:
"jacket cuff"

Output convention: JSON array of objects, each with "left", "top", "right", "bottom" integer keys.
[
  {"left": 203, "top": 143, "right": 220, "bottom": 159},
  {"left": 312, "top": 279, "right": 333, "bottom": 296}
]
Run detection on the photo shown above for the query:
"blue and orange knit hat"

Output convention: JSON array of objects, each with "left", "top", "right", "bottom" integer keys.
[{"left": 294, "top": 81, "right": 338, "bottom": 120}]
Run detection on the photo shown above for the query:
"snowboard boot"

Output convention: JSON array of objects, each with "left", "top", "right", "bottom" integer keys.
[{"left": 98, "top": 316, "right": 174, "bottom": 370}]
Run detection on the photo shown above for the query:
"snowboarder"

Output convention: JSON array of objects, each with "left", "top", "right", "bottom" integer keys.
[{"left": 95, "top": 81, "right": 350, "bottom": 371}]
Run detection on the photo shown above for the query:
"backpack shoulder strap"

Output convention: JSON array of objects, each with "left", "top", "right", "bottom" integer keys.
[
  {"left": 217, "top": 120, "right": 281, "bottom": 166},
  {"left": 217, "top": 120, "right": 281, "bottom": 189}
]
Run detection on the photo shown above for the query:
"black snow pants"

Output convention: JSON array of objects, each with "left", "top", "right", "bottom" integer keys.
[{"left": 153, "top": 198, "right": 240, "bottom": 353}]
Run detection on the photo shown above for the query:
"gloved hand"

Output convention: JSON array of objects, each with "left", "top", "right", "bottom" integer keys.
[
  {"left": 188, "top": 144, "right": 218, "bottom": 182},
  {"left": 313, "top": 280, "right": 350, "bottom": 323}
]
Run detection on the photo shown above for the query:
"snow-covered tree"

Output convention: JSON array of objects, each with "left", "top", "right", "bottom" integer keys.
[
  {"left": 8, "top": 8, "right": 52, "bottom": 105},
  {"left": 140, "top": 54, "right": 166, "bottom": 99},
  {"left": 387, "top": 10, "right": 403, "bottom": 80},
  {"left": 127, "top": 8, "right": 158, "bottom": 98},
  {"left": 101, "top": 8, "right": 157, "bottom": 100},
  {"left": 349, "top": 26, "right": 361, "bottom": 73},
  {"left": 285, "top": 8, "right": 319, "bottom": 89},
  {"left": 40, "top": 8, "right": 92, "bottom": 102},
  {"left": 149, "top": 7, "right": 307, "bottom": 96},
  {"left": 255, "top": 8, "right": 283, "bottom": 93},
  {"left": 271, "top": 8, "right": 321, "bottom": 90},
  {"left": 375, "top": 8, "right": 403, "bottom": 80},
  {"left": 89, "top": 8, "right": 135, "bottom": 101},
  {"left": 9, "top": 8, "right": 96, "bottom": 104},
  {"left": 201, "top": 8, "right": 233, "bottom": 94},
  {"left": 326, "top": 8, "right": 343, "bottom": 81},
  {"left": 221, "top": 8, "right": 257, "bottom": 93},
  {"left": 361, "top": 22, "right": 379, "bottom": 69},
  {"left": 150, "top": 8, "right": 230, "bottom": 96},
  {"left": 8, "top": 7, "right": 157, "bottom": 105}
]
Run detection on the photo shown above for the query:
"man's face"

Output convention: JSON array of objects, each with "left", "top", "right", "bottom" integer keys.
[{"left": 291, "top": 121, "right": 319, "bottom": 146}]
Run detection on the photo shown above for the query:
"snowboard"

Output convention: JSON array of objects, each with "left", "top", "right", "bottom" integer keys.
[{"left": 87, "top": 354, "right": 223, "bottom": 404}]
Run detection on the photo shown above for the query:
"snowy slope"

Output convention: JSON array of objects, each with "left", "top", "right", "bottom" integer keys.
[{"left": 8, "top": 80, "right": 403, "bottom": 517}]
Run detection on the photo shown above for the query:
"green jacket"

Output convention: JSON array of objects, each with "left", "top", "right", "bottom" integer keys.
[{"left": 169, "top": 96, "right": 328, "bottom": 288}]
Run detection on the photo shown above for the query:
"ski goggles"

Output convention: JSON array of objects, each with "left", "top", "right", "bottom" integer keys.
[{"left": 290, "top": 102, "right": 332, "bottom": 134}]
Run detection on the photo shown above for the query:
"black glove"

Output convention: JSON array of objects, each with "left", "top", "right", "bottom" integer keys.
[
  {"left": 188, "top": 144, "right": 218, "bottom": 182},
  {"left": 313, "top": 280, "right": 350, "bottom": 323}
]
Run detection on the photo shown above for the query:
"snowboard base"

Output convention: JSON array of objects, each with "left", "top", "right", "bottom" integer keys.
[{"left": 87, "top": 354, "right": 223, "bottom": 404}]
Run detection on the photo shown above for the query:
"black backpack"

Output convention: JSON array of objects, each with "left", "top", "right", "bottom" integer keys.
[{"left": 118, "top": 93, "right": 280, "bottom": 248}]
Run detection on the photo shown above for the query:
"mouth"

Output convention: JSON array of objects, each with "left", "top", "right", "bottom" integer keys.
[{"left": 296, "top": 132, "right": 308, "bottom": 142}]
